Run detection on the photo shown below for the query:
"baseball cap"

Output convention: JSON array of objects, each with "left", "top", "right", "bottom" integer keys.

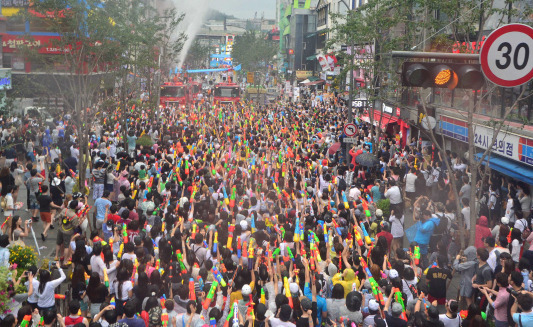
[
  {"left": 242, "top": 284, "right": 252, "bottom": 296},
  {"left": 368, "top": 299, "right": 379, "bottom": 311},
  {"left": 376, "top": 209, "right": 383, "bottom": 217},
  {"left": 300, "top": 297, "right": 312, "bottom": 311},
  {"left": 389, "top": 269, "right": 399, "bottom": 279},
  {"left": 391, "top": 302, "right": 403, "bottom": 317},
  {"left": 501, "top": 216, "right": 509, "bottom": 225}
]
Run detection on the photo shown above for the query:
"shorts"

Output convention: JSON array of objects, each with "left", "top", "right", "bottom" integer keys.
[
  {"left": 427, "top": 295, "right": 446, "bottom": 305},
  {"left": 40, "top": 212, "right": 52, "bottom": 223},
  {"left": 56, "top": 230, "right": 71, "bottom": 248},
  {"left": 105, "top": 184, "right": 114, "bottom": 192},
  {"left": 95, "top": 219, "right": 104, "bottom": 230},
  {"left": 92, "top": 183, "right": 104, "bottom": 200},
  {"left": 29, "top": 194, "right": 39, "bottom": 210},
  {"left": 78, "top": 299, "right": 88, "bottom": 312}
]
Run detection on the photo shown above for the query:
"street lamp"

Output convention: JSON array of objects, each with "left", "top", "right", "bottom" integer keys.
[{"left": 339, "top": 0, "right": 354, "bottom": 124}]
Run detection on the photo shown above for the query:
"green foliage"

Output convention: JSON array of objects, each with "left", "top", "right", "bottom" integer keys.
[
  {"left": 376, "top": 199, "right": 391, "bottom": 218},
  {"left": 9, "top": 245, "right": 38, "bottom": 276},
  {"left": 232, "top": 31, "right": 277, "bottom": 74},
  {"left": 184, "top": 41, "right": 211, "bottom": 68},
  {"left": 136, "top": 135, "right": 154, "bottom": 147}
]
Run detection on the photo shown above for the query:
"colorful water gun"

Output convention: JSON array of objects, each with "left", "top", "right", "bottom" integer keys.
[
  {"left": 294, "top": 216, "right": 301, "bottom": 242},
  {"left": 103, "top": 268, "right": 109, "bottom": 287},
  {"left": 54, "top": 294, "right": 65, "bottom": 299},
  {"left": 161, "top": 313, "right": 168, "bottom": 327},
  {"left": 414, "top": 246, "right": 420, "bottom": 266},
  {"left": 360, "top": 222, "right": 372, "bottom": 245},
  {"left": 366, "top": 194, "right": 374, "bottom": 205},
  {"left": 237, "top": 236, "right": 242, "bottom": 258},
  {"left": 342, "top": 191, "right": 349, "bottom": 209},
  {"left": 176, "top": 250, "right": 187, "bottom": 274},
  {"left": 229, "top": 186, "right": 236, "bottom": 208},
  {"left": 248, "top": 241, "right": 254, "bottom": 270},
  {"left": 203, "top": 281, "right": 218, "bottom": 310},
  {"left": 361, "top": 258, "right": 384, "bottom": 305},
  {"left": 222, "top": 186, "right": 229, "bottom": 205},
  {"left": 227, "top": 223, "right": 234, "bottom": 250},
  {"left": 110, "top": 297, "right": 116, "bottom": 307},
  {"left": 284, "top": 276, "right": 293, "bottom": 308},
  {"left": 323, "top": 224, "right": 328, "bottom": 243},
  {"left": 251, "top": 215, "right": 256, "bottom": 233},
  {"left": 20, "top": 316, "right": 31, "bottom": 327},
  {"left": 359, "top": 196, "right": 372, "bottom": 219},
  {"left": 122, "top": 223, "right": 128, "bottom": 243},
  {"left": 271, "top": 248, "right": 281, "bottom": 261},
  {"left": 184, "top": 160, "right": 189, "bottom": 175},
  {"left": 260, "top": 287, "right": 266, "bottom": 304},
  {"left": 191, "top": 224, "right": 197, "bottom": 240},
  {"left": 1, "top": 216, "right": 11, "bottom": 229},
  {"left": 393, "top": 287, "right": 407, "bottom": 321},
  {"left": 354, "top": 226, "right": 364, "bottom": 246},
  {"left": 287, "top": 247, "right": 295, "bottom": 262},
  {"left": 331, "top": 218, "right": 342, "bottom": 236},
  {"left": 213, "top": 231, "right": 218, "bottom": 253},
  {"left": 212, "top": 267, "right": 227, "bottom": 287},
  {"left": 189, "top": 278, "right": 196, "bottom": 300}
]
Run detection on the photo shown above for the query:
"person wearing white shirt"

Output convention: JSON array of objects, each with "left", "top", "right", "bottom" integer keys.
[
  {"left": 404, "top": 167, "right": 417, "bottom": 201},
  {"left": 384, "top": 180, "right": 402, "bottom": 213},
  {"left": 89, "top": 244, "right": 106, "bottom": 280},
  {"left": 30, "top": 262, "right": 66, "bottom": 310}
]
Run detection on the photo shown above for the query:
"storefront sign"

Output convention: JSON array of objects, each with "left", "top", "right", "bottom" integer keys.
[
  {"left": 295, "top": 70, "right": 312, "bottom": 80},
  {"left": 440, "top": 115, "right": 533, "bottom": 166},
  {"left": 2, "top": 0, "right": 29, "bottom": 7},
  {"left": 2, "top": 34, "right": 65, "bottom": 54}
]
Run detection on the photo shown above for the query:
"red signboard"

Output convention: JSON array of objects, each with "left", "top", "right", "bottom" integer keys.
[{"left": 1, "top": 34, "right": 66, "bottom": 54}]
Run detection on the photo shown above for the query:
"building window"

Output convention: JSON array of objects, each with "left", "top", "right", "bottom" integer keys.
[{"left": 317, "top": 6, "right": 328, "bottom": 27}]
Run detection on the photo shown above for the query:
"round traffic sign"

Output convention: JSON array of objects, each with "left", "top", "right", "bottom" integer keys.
[
  {"left": 480, "top": 24, "right": 533, "bottom": 87},
  {"left": 344, "top": 123, "right": 357, "bottom": 137}
]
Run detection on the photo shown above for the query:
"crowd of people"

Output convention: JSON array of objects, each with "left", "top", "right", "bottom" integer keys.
[{"left": 0, "top": 96, "right": 533, "bottom": 327}]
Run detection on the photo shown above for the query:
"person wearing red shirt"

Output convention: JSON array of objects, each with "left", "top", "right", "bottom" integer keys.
[{"left": 376, "top": 221, "right": 394, "bottom": 252}]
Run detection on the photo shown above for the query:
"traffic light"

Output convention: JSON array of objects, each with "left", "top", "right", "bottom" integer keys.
[{"left": 402, "top": 62, "right": 484, "bottom": 90}]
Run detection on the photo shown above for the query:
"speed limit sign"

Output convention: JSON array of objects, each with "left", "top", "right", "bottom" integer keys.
[{"left": 480, "top": 24, "right": 533, "bottom": 87}]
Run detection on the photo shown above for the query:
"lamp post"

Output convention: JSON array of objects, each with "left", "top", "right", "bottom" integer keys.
[{"left": 339, "top": 0, "right": 353, "bottom": 124}]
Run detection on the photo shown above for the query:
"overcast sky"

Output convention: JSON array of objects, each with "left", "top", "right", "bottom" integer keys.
[{"left": 208, "top": 0, "right": 277, "bottom": 19}]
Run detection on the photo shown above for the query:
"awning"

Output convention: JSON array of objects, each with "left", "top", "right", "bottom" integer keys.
[
  {"left": 360, "top": 110, "right": 400, "bottom": 129},
  {"left": 283, "top": 25, "right": 291, "bottom": 36},
  {"left": 300, "top": 79, "right": 310, "bottom": 84},
  {"left": 284, "top": 4, "right": 292, "bottom": 17},
  {"left": 475, "top": 153, "right": 533, "bottom": 185},
  {"left": 302, "top": 79, "right": 325, "bottom": 85}
]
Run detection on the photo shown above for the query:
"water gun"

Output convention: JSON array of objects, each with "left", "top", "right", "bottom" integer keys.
[
  {"left": 131, "top": 189, "right": 137, "bottom": 199},
  {"left": 54, "top": 294, "right": 66, "bottom": 299},
  {"left": 69, "top": 169, "right": 77, "bottom": 179},
  {"left": 414, "top": 246, "right": 420, "bottom": 265},
  {"left": 223, "top": 302, "right": 234, "bottom": 327},
  {"left": 393, "top": 287, "right": 408, "bottom": 321},
  {"left": 197, "top": 276, "right": 205, "bottom": 290},
  {"left": 176, "top": 250, "right": 187, "bottom": 274},
  {"left": 176, "top": 171, "right": 183, "bottom": 186},
  {"left": 251, "top": 215, "right": 256, "bottom": 233},
  {"left": 132, "top": 259, "right": 138, "bottom": 283},
  {"left": 271, "top": 248, "right": 281, "bottom": 261},
  {"left": 260, "top": 287, "right": 266, "bottom": 304},
  {"left": 342, "top": 191, "right": 349, "bottom": 209},
  {"left": 108, "top": 237, "right": 114, "bottom": 252},
  {"left": 161, "top": 313, "right": 168, "bottom": 327},
  {"left": 191, "top": 223, "right": 197, "bottom": 240},
  {"left": 118, "top": 243, "right": 124, "bottom": 258},
  {"left": 103, "top": 268, "right": 109, "bottom": 287},
  {"left": 222, "top": 186, "right": 229, "bottom": 205},
  {"left": 359, "top": 196, "right": 372, "bottom": 219},
  {"left": 360, "top": 258, "right": 384, "bottom": 305},
  {"left": 210, "top": 318, "right": 216, "bottom": 327},
  {"left": 424, "top": 261, "right": 438, "bottom": 275},
  {"left": 237, "top": 236, "right": 242, "bottom": 258},
  {"left": 287, "top": 247, "right": 295, "bottom": 262},
  {"left": 284, "top": 276, "right": 293, "bottom": 308},
  {"left": 323, "top": 224, "right": 328, "bottom": 243},
  {"left": 212, "top": 267, "right": 227, "bottom": 287},
  {"left": 110, "top": 296, "right": 116, "bottom": 307},
  {"left": 294, "top": 216, "right": 300, "bottom": 242},
  {"left": 84, "top": 271, "right": 90, "bottom": 285},
  {"left": 232, "top": 301, "right": 239, "bottom": 327},
  {"left": 1, "top": 216, "right": 11, "bottom": 229},
  {"left": 213, "top": 231, "right": 218, "bottom": 253},
  {"left": 147, "top": 176, "right": 154, "bottom": 192},
  {"left": 366, "top": 194, "right": 374, "bottom": 205},
  {"left": 229, "top": 186, "right": 236, "bottom": 208},
  {"left": 20, "top": 316, "right": 31, "bottom": 327},
  {"left": 184, "top": 160, "right": 189, "bottom": 175},
  {"left": 354, "top": 226, "right": 364, "bottom": 246},
  {"left": 227, "top": 223, "right": 234, "bottom": 250},
  {"left": 122, "top": 223, "right": 128, "bottom": 243},
  {"left": 360, "top": 222, "right": 372, "bottom": 245},
  {"left": 189, "top": 278, "right": 196, "bottom": 300},
  {"left": 203, "top": 280, "right": 218, "bottom": 310},
  {"left": 331, "top": 218, "right": 342, "bottom": 236},
  {"left": 248, "top": 241, "right": 254, "bottom": 270}
]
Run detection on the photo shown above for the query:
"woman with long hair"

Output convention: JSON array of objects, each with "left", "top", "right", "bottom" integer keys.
[
  {"left": 103, "top": 248, "right": 119, "bottom": 294},
  {"left": 113, "top": 267, "right": 133, "bottom": 316},
  {"left": 6, "top": 216, "right": 29, "bottom": 243},
  {"left": 70, "top": 264, "right": 88, "bottom": 317},
  {"left": 87, "top": 271, "right": 108, "bottom": 318},
  {"left": 29, "top": 261, "right": 66, "bottom": 311}
]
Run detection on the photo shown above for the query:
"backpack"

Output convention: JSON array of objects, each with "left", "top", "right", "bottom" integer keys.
[
  {"left": 433, "top": 214, "right": 450, "bottom": 236},
  {"left": 148, "top": 307, "right": 162, "bottom": 327},
  {"left": 337, "top": 176, "right": 347, "bottom": 193}
]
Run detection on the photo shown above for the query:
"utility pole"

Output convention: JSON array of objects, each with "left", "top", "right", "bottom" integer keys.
[{"left": 339, "top": 0, "right": 353, "bottom": 124}]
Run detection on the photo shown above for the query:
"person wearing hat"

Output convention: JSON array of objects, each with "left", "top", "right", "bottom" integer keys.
[
  {"left": 383, "top": 287, "right": 407, "bottom": 327},
  {"left": 363, "top": 299, "right": 380, "bottom": 327},
  {"left": 413, "top": 292, "right": 444, "bottom": 327}
]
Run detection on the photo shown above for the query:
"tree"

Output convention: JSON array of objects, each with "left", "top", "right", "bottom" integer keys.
[
  {"left": 327, "top": 0, "right": 533, "bottom": 248},
  {"left": 184, "top": 41, "right": 211, "bottom": 69},
  {"left": 232, "top": 31, "right": 277, "bottom": 76},
  {"left": 19, "top": 0, "right": 183, "bottom": 190}
]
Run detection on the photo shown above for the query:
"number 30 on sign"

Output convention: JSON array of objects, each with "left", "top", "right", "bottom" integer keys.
[{"left": 480, "top": 24, "right": 533, "bottom": 87}]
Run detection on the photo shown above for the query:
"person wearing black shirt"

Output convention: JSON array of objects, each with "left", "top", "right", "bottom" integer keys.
[
  {"left": 426, "top": 255, "right": 452, "bottom": 305},
  {"left": 37, "top": 184, "right": 61, "bottom": 241}
]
